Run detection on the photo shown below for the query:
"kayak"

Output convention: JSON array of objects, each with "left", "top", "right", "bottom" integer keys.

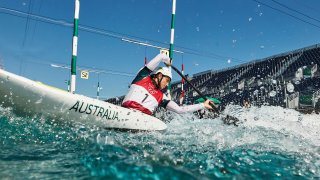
[{"left": 0, "top": 69, "right": 167, "bottom": 131}]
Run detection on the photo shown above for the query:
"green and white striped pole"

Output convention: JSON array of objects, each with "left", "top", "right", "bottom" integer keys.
[
  {"left": 96, "top": 73, "right": 100, "bottom": 99},
  {"left": 70, "top": 0, "right": 80, "bottom": 93},
  {"left": 169, "top": 0, "right": 176, "bottom": 59},
  {"left": 167, "top": 0, "right": 176, "bottom": 99},
  {"left": 97, "top": 81, "right": 100, "bottom": 99}
]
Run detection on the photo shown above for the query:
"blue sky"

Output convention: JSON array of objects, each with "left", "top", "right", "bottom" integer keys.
[{"left": 0, "top": 0, "right": 320, "bottom": 98}]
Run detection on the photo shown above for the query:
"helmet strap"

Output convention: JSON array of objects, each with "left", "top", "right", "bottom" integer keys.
[
  {"left": 151, "top": 73, "right": 161, "bottom": 89},
  {"left": 157, "top": 75, "right": 164, "bottom": 89}
]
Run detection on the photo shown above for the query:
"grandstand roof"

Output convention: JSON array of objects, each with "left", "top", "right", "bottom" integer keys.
[{"left": 192, "top": 43, "right": 320, "bottom": 78}]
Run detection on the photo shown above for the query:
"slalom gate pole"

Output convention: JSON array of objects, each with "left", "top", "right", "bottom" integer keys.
[
  {"left": 70, "top": 0, "right": 80, "bottom": 93},
  {"left": 167, "top": 0, "right": 176, "bottom": 99}
]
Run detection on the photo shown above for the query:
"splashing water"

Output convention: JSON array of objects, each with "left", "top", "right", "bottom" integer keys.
[{"left": 0, "top": 105, "right": 319, "bottom": 179}]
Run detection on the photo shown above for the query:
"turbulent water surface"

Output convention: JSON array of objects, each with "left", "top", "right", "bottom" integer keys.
[{"left": 0, "top": 105, "right": 319, "bottom": 179}]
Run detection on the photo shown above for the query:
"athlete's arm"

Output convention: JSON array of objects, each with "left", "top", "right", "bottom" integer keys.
[
  {"left": 166, "top": 100, "right": 205, "bottom": 114},
  {"left": 146, "top": 53, "right": 171, "bottom": 71}
]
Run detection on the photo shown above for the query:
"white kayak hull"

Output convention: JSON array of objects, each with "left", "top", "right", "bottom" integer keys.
[{"left": 0, "top": 69, "right": 167, "bottom": 131}]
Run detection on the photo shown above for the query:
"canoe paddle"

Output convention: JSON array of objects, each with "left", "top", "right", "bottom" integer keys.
[
  {"left": 170, "top": 65, "right": 240, "bottom": 125},
  {"left": 170, "top": 65, "right": 218, "bottom": 109}
]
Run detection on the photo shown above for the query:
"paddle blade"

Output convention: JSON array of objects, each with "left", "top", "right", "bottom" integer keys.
[{"left": 194, "top": 97, "right": 221, "bottom": 104}]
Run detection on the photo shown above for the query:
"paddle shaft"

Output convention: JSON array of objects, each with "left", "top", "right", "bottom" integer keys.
[
  {"left": 171, "top": 65, "right": 216, "bottom": 108},
  {"left": 171, "top": 65, "right": 242, "bottom": 126}
]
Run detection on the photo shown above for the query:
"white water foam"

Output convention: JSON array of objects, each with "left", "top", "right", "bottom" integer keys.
[
  {"left": 158, "top": 105, "right": 320, "bottom": 157},
  {"left": 223, "top": 105, "right": 320, "bottom": 147}
]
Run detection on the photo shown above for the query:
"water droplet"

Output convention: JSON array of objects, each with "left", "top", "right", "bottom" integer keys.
[{"left": 275, "top": 173, "right": 281, "bottom": 176}]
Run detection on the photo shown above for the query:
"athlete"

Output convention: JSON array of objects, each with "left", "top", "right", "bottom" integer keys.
[{"left": 122, "top": 53, "right": 215, "bottom": 115}]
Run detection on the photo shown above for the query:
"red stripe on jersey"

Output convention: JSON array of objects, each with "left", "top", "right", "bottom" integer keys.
[{"left": 122, "top": 101, "right": 152, "bottom": 115}]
